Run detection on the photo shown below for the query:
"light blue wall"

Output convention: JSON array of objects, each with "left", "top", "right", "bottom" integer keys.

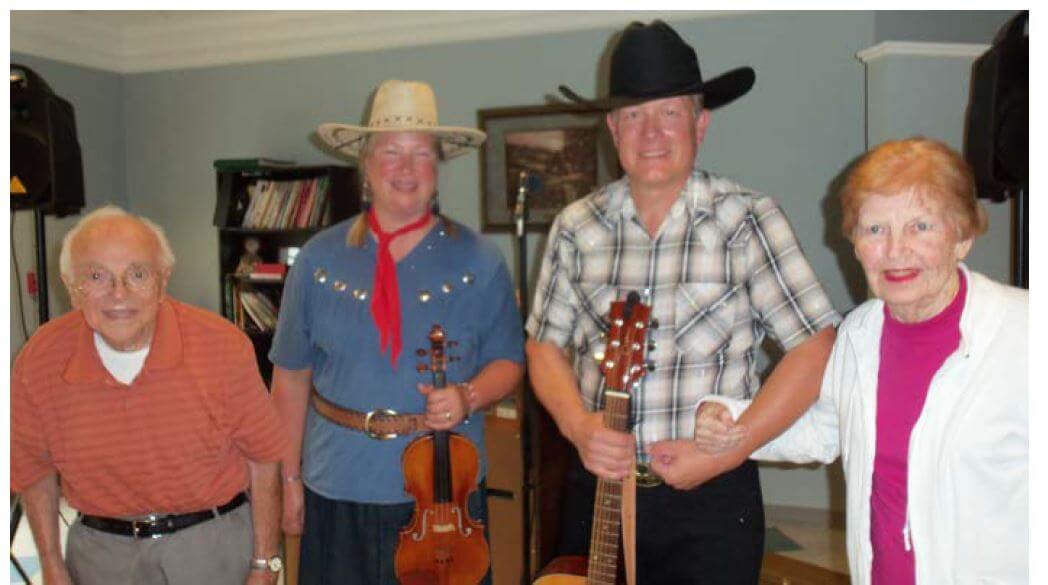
[
  {"left": 875, "top": 10, "right": 1016, "bottom": 44},
  {"left": 123, "top": 11, "right": 873, "bottom": 317}
]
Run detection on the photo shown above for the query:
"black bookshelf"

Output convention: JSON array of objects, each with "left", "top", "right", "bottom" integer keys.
[{"left": 214, "top": 163, "right": 359, "bottom": 383}]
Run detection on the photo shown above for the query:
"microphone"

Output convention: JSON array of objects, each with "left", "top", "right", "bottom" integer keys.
[{"left": 515, "top": 171, "right": 542, "bottom": 237}]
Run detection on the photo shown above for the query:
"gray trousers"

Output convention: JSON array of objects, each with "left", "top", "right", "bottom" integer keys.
[{"left": 66, "top": 502, "right": 254, "bottom": 585}]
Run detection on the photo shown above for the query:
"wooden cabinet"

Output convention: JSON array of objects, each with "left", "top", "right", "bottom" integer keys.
[{"left": 485, "top": 413, "right": 525, "bottom": 585}]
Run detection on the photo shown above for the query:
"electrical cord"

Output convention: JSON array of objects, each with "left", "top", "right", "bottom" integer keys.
[{"left": 11, "top": 212, "right": 31, "bottom": 344}]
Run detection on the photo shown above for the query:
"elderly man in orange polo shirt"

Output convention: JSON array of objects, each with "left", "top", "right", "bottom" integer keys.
[{"left": 11, "top": 206, "right": 288, "bottom": 585}]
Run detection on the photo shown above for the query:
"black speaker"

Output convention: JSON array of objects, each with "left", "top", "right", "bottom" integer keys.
[
  {"left": 965, "top": 12, "right": 1028, "bottom": 201},
  {"left": 11, "top": 64, "right": 85, "bottom": 217}
]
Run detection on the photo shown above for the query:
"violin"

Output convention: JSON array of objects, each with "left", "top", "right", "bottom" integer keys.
[
  {"left": 534, "top": 292, "right": 654, "bottom": 585},
  {"left": 395, "top": 325, "right": 490, "bottom": 585}
]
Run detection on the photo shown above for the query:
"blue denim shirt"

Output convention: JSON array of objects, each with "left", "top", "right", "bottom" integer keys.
[{"left": 270, "top": 216, "right": 524, "bottom": 503}]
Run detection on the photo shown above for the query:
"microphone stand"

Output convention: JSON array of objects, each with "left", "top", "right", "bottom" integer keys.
[{"left": 514, "top": 172, "right": 534, "bottom": 584}]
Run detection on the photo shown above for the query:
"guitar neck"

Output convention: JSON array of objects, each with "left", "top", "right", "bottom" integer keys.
[{"left": 586, "top": 392, "right": 631, "bottom": 585}]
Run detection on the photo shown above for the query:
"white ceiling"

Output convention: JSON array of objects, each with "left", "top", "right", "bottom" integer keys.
[{"left": 11, "top": 10, "right": 732, "bottom": 74}]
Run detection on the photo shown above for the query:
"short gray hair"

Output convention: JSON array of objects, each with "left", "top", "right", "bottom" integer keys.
[
  {"left": 59, "top": 205, "right": 177, "bottom": 282},
  {"left": 611, "top": 93, "right": 705, "bottom": 120}
]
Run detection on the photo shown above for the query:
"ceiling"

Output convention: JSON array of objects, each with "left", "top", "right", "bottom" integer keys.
[{"left": 10, "top": 10, "right": 730, "bottom": 74}]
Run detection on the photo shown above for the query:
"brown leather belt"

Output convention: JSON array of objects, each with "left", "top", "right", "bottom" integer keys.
[{"left": 310, "top": 388, "right": 427, "bottom": 440}]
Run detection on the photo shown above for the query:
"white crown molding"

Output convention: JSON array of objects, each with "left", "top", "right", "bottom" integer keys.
[
  {"left": 11, "top": 12, "right": 127, "bottom": 72},
  {"left": 856, "top": 41, "right": 990, "bottom": 63},
  {"left": 11, "top": 10, "right": 744, "bottom": 74}
]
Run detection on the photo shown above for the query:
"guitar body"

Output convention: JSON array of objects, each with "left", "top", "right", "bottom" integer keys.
[{"left": 533, "top": 555, "right": 620, "bottom": 585}]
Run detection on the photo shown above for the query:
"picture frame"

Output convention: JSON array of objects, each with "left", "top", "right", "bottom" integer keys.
[{"left": 478, "top": 104, "right": 619, "bottom": 233}]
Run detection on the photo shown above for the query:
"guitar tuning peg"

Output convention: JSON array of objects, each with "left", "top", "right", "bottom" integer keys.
[
  {"left": 416, "top": 364, "right": 430, "bottom": 373},
  {"left": 645, "top": 360, "right": 656, "bottom": 372},
  {"left": 647, "top": 341, "right": 657, "bottom": 352},
  {"left": 415, "top": 349, "right": 427, "bottom": 357},
  {"left": 649, "top": 318, "right": 660, "bottom": 330}
]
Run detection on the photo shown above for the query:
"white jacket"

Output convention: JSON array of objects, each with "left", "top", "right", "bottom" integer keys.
[{"left": 710, "top": 266, "right": 1028, "bottom": 584}]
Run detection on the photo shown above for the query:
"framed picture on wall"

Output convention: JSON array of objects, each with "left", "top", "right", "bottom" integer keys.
[{"left": 478, "top": 104, "right": 619, "bottom": 232}]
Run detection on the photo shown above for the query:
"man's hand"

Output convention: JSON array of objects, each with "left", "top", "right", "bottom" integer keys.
[
  {"left": 418, "top": 383, "right": 469, "bottom": 431},
  {"left": 41, "top": 557, "right": 73, "bottom": 585},
  {"left": 281, "top": 479, "right": 304, "bottom": 535},
  {"left": 570, "top": 412, "right": 635, "bottom": 480},
  {"left": 694, "top": 402, "right": 746, "bottom": 454},
  {"left": 647, "top": 439, "right": 740, "bottom": 491},
  {"left": 245, "top": 568, "right": 279, "bottom": 585}
]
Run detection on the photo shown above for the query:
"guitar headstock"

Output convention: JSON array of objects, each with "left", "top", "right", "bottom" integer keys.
[{"left": 598, "top": 291, "right": 654, "bottom": 393}]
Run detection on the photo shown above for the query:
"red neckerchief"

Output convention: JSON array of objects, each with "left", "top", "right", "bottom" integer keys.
[{"left": 368, "top": 209, "right": 433, "bottom": 365}]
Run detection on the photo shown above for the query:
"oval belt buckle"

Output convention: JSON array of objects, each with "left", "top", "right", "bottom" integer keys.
[
  {"left": 364, "top": 408, "right": 400, "bottom": 440},
  {"left": 635, "top": 463, "right": 663, "bottom": 488}
]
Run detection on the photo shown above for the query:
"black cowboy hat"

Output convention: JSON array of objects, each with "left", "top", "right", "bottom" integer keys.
[{"left": 559, "top": 20, "right": 755, "bottom": 111}]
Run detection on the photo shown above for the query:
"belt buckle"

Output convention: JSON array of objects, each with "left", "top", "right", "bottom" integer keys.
[
  {"left": 132, "top": 514, "right": 163, "bottom": 539},
  {"left": 364, "top": 408, "right": 400, "bottom": 440},
  {"left": 635, "top": 463, "right": 663, "bottom": 488}
]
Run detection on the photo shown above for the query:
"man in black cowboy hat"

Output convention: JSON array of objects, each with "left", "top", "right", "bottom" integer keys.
[{"left": 526, "top": 20, "right": 840, "bottom": 583}]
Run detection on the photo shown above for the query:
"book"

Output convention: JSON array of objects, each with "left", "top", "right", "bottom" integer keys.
[
  {"left": 238, "top": 290, "right": 279, "bottom": 331},
  {"left": 251, "top": 263, "right": 287, "bottom": 280}
]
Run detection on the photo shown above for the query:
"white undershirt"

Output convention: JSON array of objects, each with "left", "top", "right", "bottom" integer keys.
[{"left": 93, "top": 332, "right": 150, "bottom": 384}]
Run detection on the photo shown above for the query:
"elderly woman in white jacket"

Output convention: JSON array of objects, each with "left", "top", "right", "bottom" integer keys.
[{"left": 690, "top": 137, "right": 1027, "bottom": 584}]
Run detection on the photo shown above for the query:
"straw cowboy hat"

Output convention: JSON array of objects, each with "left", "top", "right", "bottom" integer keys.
[
  {"left": 559, "top": 20, "right": 755, "bottom": 111},
  {"left": 317, "top": 80, "right": 486, "bottom": 160}
]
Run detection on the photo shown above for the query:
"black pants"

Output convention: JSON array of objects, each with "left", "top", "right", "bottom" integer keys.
[{"left": 558, "top": 453, "right": 764, "bottom": 584}]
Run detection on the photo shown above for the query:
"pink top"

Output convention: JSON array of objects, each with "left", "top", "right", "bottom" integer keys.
[{"left": 870, "top": 269, "right": 965, "bottom": 585}]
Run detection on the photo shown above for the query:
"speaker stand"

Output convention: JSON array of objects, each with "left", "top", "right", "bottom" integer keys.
[{"left": 1013, "top": 188, "right": 1028, "bottom": 288}]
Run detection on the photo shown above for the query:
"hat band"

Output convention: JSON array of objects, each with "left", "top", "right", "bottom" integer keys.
[{"left": 370, "top": 115, "right": 437, "bottom": 128}]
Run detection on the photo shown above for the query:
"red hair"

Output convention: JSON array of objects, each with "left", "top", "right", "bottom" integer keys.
[{"left": 840, "top": 137, "right": 987, "bottom": 241}]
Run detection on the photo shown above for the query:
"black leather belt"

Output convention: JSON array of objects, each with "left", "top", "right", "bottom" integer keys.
[{"left": 79, "top": 492, "right": 247, "bottom": 539}]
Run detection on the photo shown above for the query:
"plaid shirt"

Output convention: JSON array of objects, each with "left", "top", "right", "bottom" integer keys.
[{"left": 526, "top": 169, "right": 841, "bottom": 459}]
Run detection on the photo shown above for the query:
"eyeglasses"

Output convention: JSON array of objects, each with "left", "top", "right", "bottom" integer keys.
[{"left": 74, "top": 265, "right": 159, "bottom": 297}]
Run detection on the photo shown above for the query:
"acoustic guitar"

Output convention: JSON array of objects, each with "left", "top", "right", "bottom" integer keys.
[{"left": 535, "top": 291, "right": 654, "bottom": 585}]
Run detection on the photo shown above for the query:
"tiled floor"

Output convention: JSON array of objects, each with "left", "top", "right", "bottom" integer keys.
[{"left": 10, "top": 498, "right": 75, "bottom": 584}]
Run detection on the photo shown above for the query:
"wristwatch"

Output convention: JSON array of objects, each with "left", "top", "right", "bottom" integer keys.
[{"left": 250, "top": 555, "right": 284, "bottom": 573}]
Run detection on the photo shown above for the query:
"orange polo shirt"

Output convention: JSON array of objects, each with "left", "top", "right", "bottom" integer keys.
[{"left": 11, "top": 298, "right": 288, "bottom": 517}]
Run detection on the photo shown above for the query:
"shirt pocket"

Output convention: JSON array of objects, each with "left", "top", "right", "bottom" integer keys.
[
  {"left": 673, "top": 282, "right": 734, "bottom": 357},
  {"left": 574, "top": 280, "right": 619, "bottom": 348}
]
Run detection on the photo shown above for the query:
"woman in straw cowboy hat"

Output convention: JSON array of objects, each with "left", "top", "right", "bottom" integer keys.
[{"left": 270, "top": 79, "right": 524, "bottom": 584}]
